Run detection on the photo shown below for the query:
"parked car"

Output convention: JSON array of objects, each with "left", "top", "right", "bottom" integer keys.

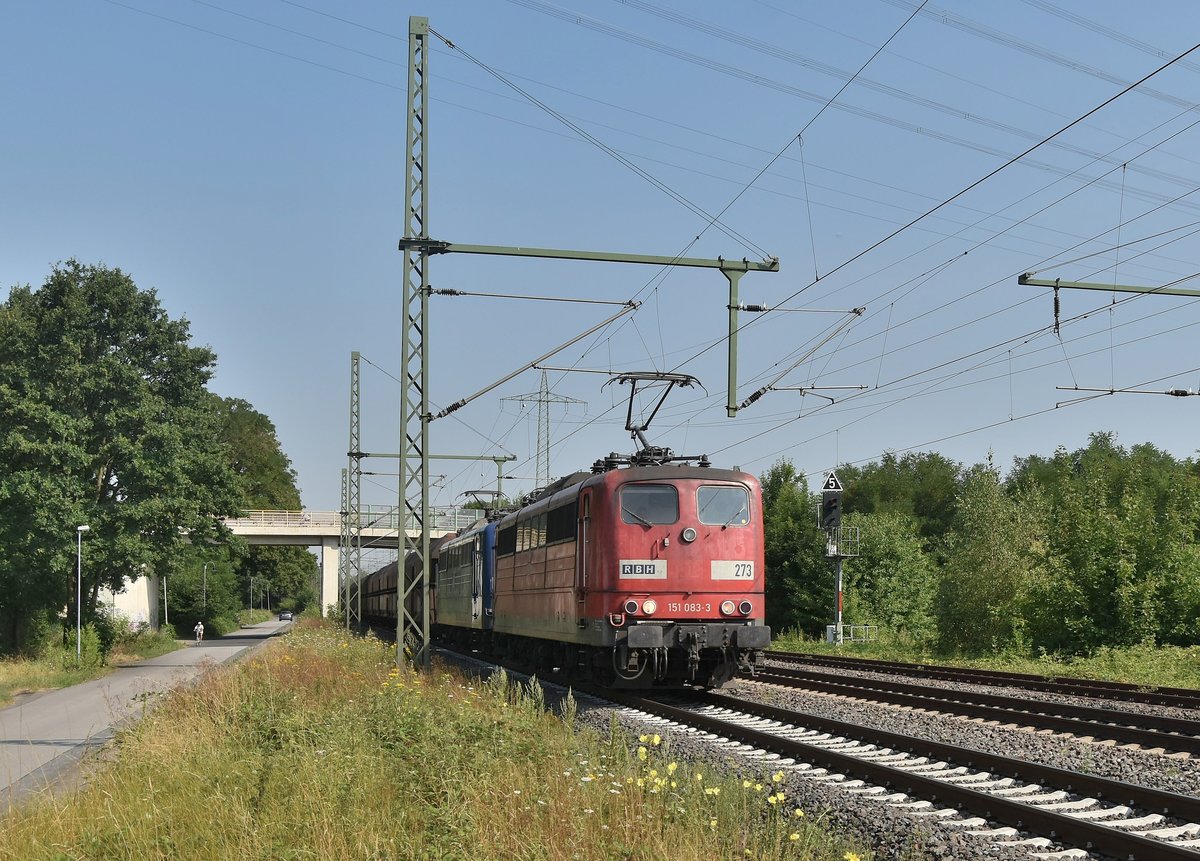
[{"left": 278, "top": 611, "right": 294, "bottom": 621}]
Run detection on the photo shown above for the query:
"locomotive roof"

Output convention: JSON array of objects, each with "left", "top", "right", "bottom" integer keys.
[
  {"left": 596, "top": 464, "right": 756, "bottom": 485},
  {"left": 499, "top": 462, "right": 758, "bottom": 525}
]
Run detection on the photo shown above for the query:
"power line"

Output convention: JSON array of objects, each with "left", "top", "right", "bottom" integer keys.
[
  {"left": 662, "top": 35, "right": 1200, "bottom": 387},
  {"left": 426, "top": 27, "right": 772, "bottom": 261},
  {"left": 517, "top": 0, "right": 1200, "bottom": 201},
  {"left": 97, "top": 0, "right": 404, "bottom": 91}
]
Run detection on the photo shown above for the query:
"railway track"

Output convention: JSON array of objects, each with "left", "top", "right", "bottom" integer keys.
[
  {"left": 766, "top": 650, "right": 1200, "bottom": 710},
  {"left": 431, "top": 644, "right": 1200, "bottom": 857},
  {"left": 746, "top": 664, "right": 1200, "bottom": 756},
  {"left": 607, "top": 688, "right": 1200, "bottom": 860}
]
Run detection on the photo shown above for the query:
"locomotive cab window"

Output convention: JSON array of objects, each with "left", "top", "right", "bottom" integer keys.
[
  {"left": 620, "top": 484, "right": 678, "bottom": 525},
  {"left": 697, "top": 486, "right": 750, "bottom": 527}
]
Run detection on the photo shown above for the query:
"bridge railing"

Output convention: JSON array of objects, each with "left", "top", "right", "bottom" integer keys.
[{"left": 226, "top": 507, "right": 482, "bottom": 533}]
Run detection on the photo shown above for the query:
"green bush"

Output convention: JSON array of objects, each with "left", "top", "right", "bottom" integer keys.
[
  {"left": 209, "top": 616, "right": 237, "bottom": 637},
  {"left": 61, "top": 624, "right": 104, "bottom": 669}
]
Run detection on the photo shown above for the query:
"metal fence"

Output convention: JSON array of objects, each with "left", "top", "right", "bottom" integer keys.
[{"left": 825, "top": 624, "right": 879, "bottom": 644}]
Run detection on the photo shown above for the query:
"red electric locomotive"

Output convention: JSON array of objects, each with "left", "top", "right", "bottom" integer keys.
[{"left": 490, "top": 446, "right": 769, "bottom": 688}]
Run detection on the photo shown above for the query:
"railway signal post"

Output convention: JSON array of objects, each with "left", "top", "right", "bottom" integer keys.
[{"left": 820, "top": 471, "right": 858, "bottom": 645}]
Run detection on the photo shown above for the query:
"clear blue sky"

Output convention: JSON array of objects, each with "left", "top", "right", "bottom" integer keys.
[{"left": 6, "top": 0, "right": 1200, "bottom": 514}]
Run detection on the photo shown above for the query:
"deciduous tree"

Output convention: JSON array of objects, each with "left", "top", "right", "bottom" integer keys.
[
  {"left": 212, "top": 396, "right": 318, "bottom": 612},
  {"left": 842, "top": 511, "right": 937, "bottom": 642},
  {"left": 0, "top": 262, "right": 241, "bottom": 653},
  {"left": 760, "top": 459, "right": 829, "bottom": 636}
]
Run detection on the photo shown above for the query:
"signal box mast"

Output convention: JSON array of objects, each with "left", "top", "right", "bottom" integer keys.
[{"left": 820, "top": 471, "right": 858, "bottom": 644}]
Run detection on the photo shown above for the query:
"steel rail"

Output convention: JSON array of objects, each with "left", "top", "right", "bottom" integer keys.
[
  {"left": 767, "top": 650, "right": 1200, "bottom": 709},
  {"left": 751, "top": 667, "right": 1200, "bottom": 755},
  {"left": 601, "top": 689, "right": 1200, "bottom": 860}
]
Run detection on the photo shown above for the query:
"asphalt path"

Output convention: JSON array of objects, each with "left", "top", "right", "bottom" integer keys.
[{"left": 0, "top": 620, "right": 290, "bottom": 808}]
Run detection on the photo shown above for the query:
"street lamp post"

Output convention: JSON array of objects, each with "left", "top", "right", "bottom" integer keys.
[
  {"left": 76, "top": 525, "right": 89, "bottom": 663},
  {"left": 202, "top": 562, "right": 209, "bottom": 614}
]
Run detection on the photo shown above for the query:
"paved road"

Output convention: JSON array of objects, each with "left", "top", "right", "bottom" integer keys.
[{"left": 0, "top": 620, "right": 290, "bottom": 807}]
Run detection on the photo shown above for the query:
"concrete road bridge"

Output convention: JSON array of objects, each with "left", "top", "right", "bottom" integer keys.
[{"left": 223, "top": 507, "right": 479, "bottom": 615}]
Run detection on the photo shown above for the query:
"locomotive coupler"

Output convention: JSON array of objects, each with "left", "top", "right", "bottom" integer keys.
[
  {"left": 627, "top": 649, "right": 641, "bottom": 673},
  {"left": 682, "top": 630, "right": 701, "bottom": 679}
]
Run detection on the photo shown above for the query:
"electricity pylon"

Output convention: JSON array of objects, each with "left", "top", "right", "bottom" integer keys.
[{"left": 502, "top": 369, "right": 584, "bottom": 490}]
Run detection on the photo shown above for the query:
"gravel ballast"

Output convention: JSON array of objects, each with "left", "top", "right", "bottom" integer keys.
[{"left": 573, "top": 660, "right": 1200, "bottom": 861}]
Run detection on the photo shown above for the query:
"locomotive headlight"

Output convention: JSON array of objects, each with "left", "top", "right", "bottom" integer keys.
[
  {"left": 738, "top": 600, "right": 753, "bottom": 616},
  {"left": 681, "top": 527, "right": 697, "bottom": 543},
  {"left": 720, "top": 600, "right": 736, "bottom": 616},
  {"left": 641, "top": 599, "right": 657, "bottom": 615},
  {"left": 624, "top": 599, "right": 640, "bottom": 615}
]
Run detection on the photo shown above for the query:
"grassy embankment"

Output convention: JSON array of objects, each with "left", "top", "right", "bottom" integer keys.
[
  {"left": 1, "top": 622, "right": 872, "bottom": 861},
  {"left": 0, "top": 628, "right": 180, "bottom": 708},
  {"left": 773, "top": 630, "right": 1200, "bottom": 690}
]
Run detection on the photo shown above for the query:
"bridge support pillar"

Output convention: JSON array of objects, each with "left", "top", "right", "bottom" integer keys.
[{"left": 319, "top": 538, "right": 340, "bottom": 617}]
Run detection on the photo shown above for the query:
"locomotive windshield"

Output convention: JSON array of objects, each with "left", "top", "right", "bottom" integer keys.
[
  {"left": 620, "top": 484, "right": 678, "bottom": 525},
  {"left": 697, "top": 486, "right": 750, "bottom": 526}
]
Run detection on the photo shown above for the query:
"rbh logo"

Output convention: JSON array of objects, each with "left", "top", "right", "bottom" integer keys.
[{"left": 619, "top": 560, "right": 667, "bottom": 579}]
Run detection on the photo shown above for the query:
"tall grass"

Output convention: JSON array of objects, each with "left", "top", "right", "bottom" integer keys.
[
  {"left": 0, "top": 659, "right": 98, "bottom": 708},
  {"left": 0, "top": 622, "right": 870, "bottom": 861}
]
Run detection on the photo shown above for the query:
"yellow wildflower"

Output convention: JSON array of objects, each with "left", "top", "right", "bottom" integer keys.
[
  {"left": 772, "top": 771, "right": 784, "bottom": 783},
  {"left": 652, "top": 734, "right": 662, "bottom": 745},
  {"left": 844, "top": 854, "right": 862, "bottom": 861},
  {"left": 695, "top": 773, "right": 703, "bottom": 782},
  {"left": 709, "top": 818, "right": 717, "bottom": 830},
  {"left": 667, "top": 762, "right": 678, "bottom": 775},
  {"left": 742, "top": 779, "right": 753, "bottom": 789},
  {"left": 638, "top": 734, "right": 649, "bottom": 743},
  {"left": 789, "top": 833, "right": 800, "bottom": 841},
  {"left": 637, "top": 747, "right": 648, "bottom": 761},
  {"left": 767, "top": 794, "right": 779, "bottom": 806},
  {"left": 793, "top": 808, "right": 805, "bottom": 818}
]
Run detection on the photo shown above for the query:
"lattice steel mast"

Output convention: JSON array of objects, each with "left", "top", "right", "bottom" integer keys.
[
  {"left": 345, "top": 351, "right": 363, "bottom": 631},
  {"left": 399, "top": 16, "right": 432, "bottom": 668},
  {"left": 338, "top": 467, "right": 350, "bottom": 616}
]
